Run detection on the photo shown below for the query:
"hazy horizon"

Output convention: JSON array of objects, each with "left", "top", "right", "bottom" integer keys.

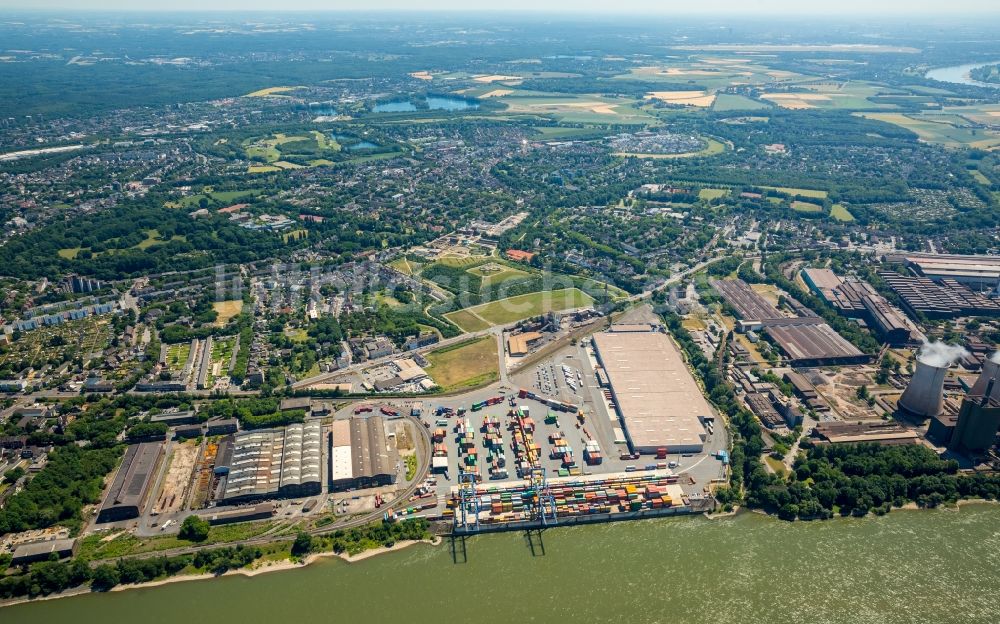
[{"left": 1, "top": 0, "right": 999, "bottom": 15}]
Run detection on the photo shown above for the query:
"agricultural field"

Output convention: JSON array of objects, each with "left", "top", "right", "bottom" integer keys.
[
  {"left": 465, "top": 288, "right": 594, "bottom": 326},
  {"left": 245, "top": 86, "right": 303, "bottom": 97},
  {"left": 791, "top": 200, "right": 824, "bottom": 213},
  {"left": 760, "top": 81, "right": 899, "bottom": 110},
  {"left": 645, "top": 90, "right": 716, "bottom": 108},
  {"left": 763, "top": 186, "right": 829, "bottom": 199},
  {"left": 616, "top": 60, "right": 805, "bottom": 91},
  {"left": 829, "top": 204, "right": 856, "bottom": 222},
  {"left": 858, "top": 112, "right": 1000, "bottom": 149},
  {"left": 698, "top": 188, "right": 730, "bottom": 200},
  {"left": 498, "top": 94, "right": 655, "bottom": 125},
  {"left": 424, "top": 336, "right": 499, "bottom": 392},
  {"left": 212, "top": 300, "right": 243, "bottom": 326},
  {"left": 712, "top": 94, "right": 772, "bottom": 111}
]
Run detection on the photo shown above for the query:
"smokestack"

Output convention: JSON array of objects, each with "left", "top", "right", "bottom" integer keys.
[{"left": 899, "top": 359, "right": 948, "bottom": 419}]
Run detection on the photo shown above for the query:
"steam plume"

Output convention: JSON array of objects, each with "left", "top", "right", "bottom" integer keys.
[{"left": 917, "top": 340, "right": 968, "bottom": 368}]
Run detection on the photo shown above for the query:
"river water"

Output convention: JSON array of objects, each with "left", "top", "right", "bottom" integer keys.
[
  {"left": 6, "top": 507, "right": 1000, "bottom": 623},
  {"left": 925, "top": 61, "right": 1000, "bottom": 88}
]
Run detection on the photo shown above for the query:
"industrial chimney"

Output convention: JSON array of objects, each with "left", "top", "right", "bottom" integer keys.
[{"left": 898, "top": 359, "right": 947, "bottom": 419}]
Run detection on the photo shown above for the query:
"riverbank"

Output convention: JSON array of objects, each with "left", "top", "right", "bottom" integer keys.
[
  {"left": 0, "top": 537, "right": 441, "bottom": 609},
  {"left": 5, "top": 506, "right": 999, "bottom": 623}
]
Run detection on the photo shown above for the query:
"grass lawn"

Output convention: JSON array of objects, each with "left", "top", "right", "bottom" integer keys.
[
  {"left": 791, "top": 200, "right": 824, "bottom": 213},
  {"left": 212, "top": 300, "right": 243, "bottom": 326},
  {"left": 466, "top": 263, "right": 531, "bottom": 285},
  {"left": 425, "top": 336, "right": 499, "bottom": 392},
  {"left": 764, "top": 456, "right": 788, "bottom": 477},
  {"left": 468, "top": 288, "right": 594, "bottom": 326},
  {"left": 829, "top": 204, "right": 856, "bottom": 222},
  {"left": 58, "top": 247, "right": 81, "bottom": 259},
  {"left": 444, "top": 309, "right": 492, "bottom": 332},
  {"left": 698, "top": 188, "right": 730, "bottom": 200}
]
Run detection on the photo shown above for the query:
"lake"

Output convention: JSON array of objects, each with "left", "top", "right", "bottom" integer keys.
[
  {"left": 925, "top": 61, "right": 1000, "bottom": 88},
  {"left": 374, "top": 97, "right": 478, "bottom": 113},
  {"left": 6, "top": 506, "right": 1000, "bottom": 623}
]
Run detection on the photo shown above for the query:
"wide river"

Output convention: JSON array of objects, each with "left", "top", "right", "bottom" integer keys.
[
  {"left": 925, "top": 61, "right": 1000, "bottom": 88},
  {"left": 7, "top": 506, "right": 1000, "bottom": 623}
]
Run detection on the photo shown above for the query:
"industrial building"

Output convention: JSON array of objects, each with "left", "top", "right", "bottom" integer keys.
[
  {"left": 811, "top": 421, "right": 919, "bottom": 446},
  {"left": 878, "top": 272, "right": 1000, "bottom": 319},
  {"left": 97, "top": 442, "right": 165, "bottom": 523},
  {"left": 219, "top": 421, "right": 322, "bottom": 503},
  {"left": 801, "top": 268, "right": 919, "bottom": 345},
  {"left": 507, "top": 331, "right": 543, "bottom": 357},
  {"left": 889, "top": 252, "right": 1000, "bottom": 289},
  {"left": 199, "top": 503, "right": 276, "bottom": 526},
  {"left": 712, "top": 278, "right": 869, "bottom": 366},
  {"left": 10, "top": 538, "right": 77, "bottom": 565},
  {"left": 329, "top": 415, "right": 399, "bottom": 491},
  {"left": 762, "top": 324, "right": 868, "bottom": 366},
  {"left": 592, "top": 328, "right": 709, "bottom": 454}
]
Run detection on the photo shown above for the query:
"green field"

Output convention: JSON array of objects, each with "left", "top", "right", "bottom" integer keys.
[
  {"left": 168, "top": 189, "right": 260, "bottom": 209},
  {"left": 244, "top": 131, "right": 342, "bottom": 172},
  {"left": 444, "top": 309, "right": 491, "bottom": 332},
  {"left": 829, "top": 204, "right": 856, "bottom": 222},
  {"left": 858, "top": 112, "right": 1000, "bottom": 149},
  {"left": 466, "top": 262, "right": 531, "bottom": 285},
  {"left": 467, "top": 288, "right": 595, "bottom": 326},
  {"left": 970, "top": 170, "right": 991, "bottom": 185},
  {"left": 764, "top": 186, "right": 829, "bottom": 199},
  {"left": 499, "top": 94, "right": 655, "bottom": 126},
  {"left": 425, "top": 336, "right": 499, "bottom": 392},
  {"left": 712, "top": 94, "right": 772, "bottom": 111},
  {"left": 791, "top": 200, "right": 824, "bottom": 213},
  {"left": 698, "top": 188, "right": 730, "bottom": 200}
]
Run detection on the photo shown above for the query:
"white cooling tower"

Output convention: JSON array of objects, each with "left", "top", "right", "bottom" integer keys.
[{"left": 898, "top": 359, "right": 947, "bottom": 419}]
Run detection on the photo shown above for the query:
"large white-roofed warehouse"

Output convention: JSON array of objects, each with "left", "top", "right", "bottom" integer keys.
[
  {"left": 592, "top": 327, "right": 710, "bottom": 454},
  {"left": 329, "top": 415, "right": 399, "bottom": 491},
  {"left": 218, "top": 421, "right": 323, "bottom": 503}
]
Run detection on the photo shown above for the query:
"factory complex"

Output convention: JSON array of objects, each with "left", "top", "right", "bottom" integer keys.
[
  {"left": 218, "top": 421, "right": 324, "bottom": 503},
  {"left": 592, "top": 326, "right": 710, "bottom": 454},
  {"left": 329, "top": 416, "right": 399, "bottom": 491},
  {"left": 711, "top": 278, "right": 869, "bottom": 366}
]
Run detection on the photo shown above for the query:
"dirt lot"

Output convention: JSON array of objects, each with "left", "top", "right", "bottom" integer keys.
[{"left": 153, "top": 441, "right": 199, "bottom": 515}]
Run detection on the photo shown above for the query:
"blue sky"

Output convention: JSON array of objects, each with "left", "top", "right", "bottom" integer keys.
[{"left": 1, "top": 1, "right": 998, "bottom": 13}]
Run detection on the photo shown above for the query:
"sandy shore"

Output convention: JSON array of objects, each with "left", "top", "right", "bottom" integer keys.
[{"left": 1, "top": 537, "right": 441, "bottom": 608}]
